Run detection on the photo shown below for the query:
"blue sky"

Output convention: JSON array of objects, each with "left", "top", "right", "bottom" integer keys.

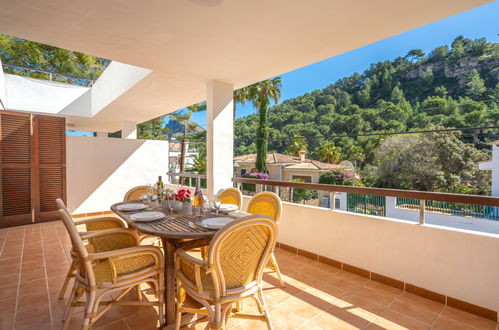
[{"left": 188, "top": 0, "right": 499, "bottom": 129}]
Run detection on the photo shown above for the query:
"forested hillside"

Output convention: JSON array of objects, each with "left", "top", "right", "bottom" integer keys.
[
  {"left": 235, "top": 36, "right": 498, "bottom": 162},
  {"left": 184, "top": 36, "right": 499, "bottom": 193}
]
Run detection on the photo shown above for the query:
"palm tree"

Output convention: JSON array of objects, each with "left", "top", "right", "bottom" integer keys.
[
  {"left": 357, "top": 135, "right": 384, "bottom": 168},
  {"left": 286, "top": 137, "right": 308, "bottom": 157},
  {"left": 316, "top": 142, "right": 342, "bottom": 164},
  {"left": 346, "top": 145, "right": 365, "bottom": 168},
  {"left": 233, "top": 87, "right": 250, "bottom": 120},
  {"left": 186, "top": 154, "right": 206, "bottom": 174},
  {"left": 247, "top": 77, "right": 282, "bottom": 172}
]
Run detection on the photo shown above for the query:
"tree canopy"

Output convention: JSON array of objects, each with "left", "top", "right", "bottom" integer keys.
[
  {"left": 372, "top": 130, "right": 490, "bottom": 194},
  {"left": 0, "top": 33, "right": 108, "bottom": 85}
]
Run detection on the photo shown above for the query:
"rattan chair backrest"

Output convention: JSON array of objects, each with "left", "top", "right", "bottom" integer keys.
[
  {"left": 58, "top": 210, "right": 97, "bottom": 287},
  {"left": 124, "top": 186, "right": 157, "bottom": 202},
  {"left": 56, "top": 198, "right": 70, "bottom": 216},
  {"left": 247, "top": 192, "right": 282, "bottom": 223},
  {"left": 207, "top": 215, "right": 277, "bottom": 296},
  {"left": 218, "top": 188, "right": 243, "bottom": 210}
]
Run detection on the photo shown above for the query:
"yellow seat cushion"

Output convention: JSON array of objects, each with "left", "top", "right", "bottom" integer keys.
[{"left": 93, "top": 254, "right": 156, "bottom": 284}]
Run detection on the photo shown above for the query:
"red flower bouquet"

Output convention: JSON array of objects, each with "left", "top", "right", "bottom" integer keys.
[{"left": 175, "top": 189, "right": 192, "bottom": 203}]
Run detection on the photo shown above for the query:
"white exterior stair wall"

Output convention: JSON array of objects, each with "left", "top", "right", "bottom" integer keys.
[
  {"left": 66, "top": 135, "right": 169, "bottom": 214},
  {"left": 2, "top": 61, "right": 150, "bottom": 120}
]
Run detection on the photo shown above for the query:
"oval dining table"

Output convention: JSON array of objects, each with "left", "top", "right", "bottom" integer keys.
[{"left": 111, "top": 201, "right": 246, "bottom": 327}]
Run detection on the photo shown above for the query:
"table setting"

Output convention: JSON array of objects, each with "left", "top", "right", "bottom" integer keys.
[{"left": 110, "top": 184, "right": 252, "bottom": 326}]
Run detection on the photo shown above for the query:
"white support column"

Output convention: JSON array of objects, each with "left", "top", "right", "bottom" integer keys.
[
  {"left": 122, "top": 121, "right": 137, "bottom": 139},
  {"left": 206, "top": 80, "right": 234, "bottom": 199}
]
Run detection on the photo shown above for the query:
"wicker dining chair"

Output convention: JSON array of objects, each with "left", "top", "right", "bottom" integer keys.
[
  {"left": 55, "top": 198, "right": 127, "bottom": 300},
  {"left": 124, "top": 185, "right": 157, "bottom": 202},
  {"left": 174, "top": 215, "right": 277, "bottom": 330},
  {"left": 58, "top": 209, "right": 164, "bottom": 330},
  {"left": 124, "top": 185, "right": 163, "bottom": 245},
  {"left": 247, "top": 192, "right": 285, "bottom": 287},
  {"left": 217, "top": 187, "right": 243, "bottom": 210}
]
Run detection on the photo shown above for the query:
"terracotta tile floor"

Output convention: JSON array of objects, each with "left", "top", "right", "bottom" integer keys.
[{"left": 1, "top": 220, "right": 498, "bottom": 330}]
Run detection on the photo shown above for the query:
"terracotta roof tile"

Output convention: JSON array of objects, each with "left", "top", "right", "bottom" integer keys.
[{"left": 234, "top": 152, "right": 348, "bottom": 170}]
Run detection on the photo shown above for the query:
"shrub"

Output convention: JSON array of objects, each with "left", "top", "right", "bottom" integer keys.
[
  {"left": 319, "top": 170, "right": 360, "bottom": 186},
  {"left": 292, "top": 178, "right": 318, "bottom": 203},
  {"left": 242, "top": 172, "right": 268, "bottom": 192}
]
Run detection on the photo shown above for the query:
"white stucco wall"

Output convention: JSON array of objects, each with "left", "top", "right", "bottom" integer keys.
[
  {"left": 2, "top": 61, "right": 150, "bottom": 120},
  {"left": 242, "top": 196, "right": 499, "bottom": 312},
  {"left": 60, "top": 61, "right": 151, "bottom": 117},
  {"left": 5, "top": 74, "right": 89, "bottom": 114},
  {"left": 66, "top": 136, "right": 169, "bottom": 214}
]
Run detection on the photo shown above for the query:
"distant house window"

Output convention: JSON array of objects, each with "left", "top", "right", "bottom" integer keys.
[
  {"left": 240, "top": 169, "right": 247, "bottom": 176},
  {"left": 291, "top": 175, "right": 312, "bottom": 183}
]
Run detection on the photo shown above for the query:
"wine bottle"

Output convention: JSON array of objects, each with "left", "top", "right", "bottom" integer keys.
[
  {"left": 196, "top": 179, "right": 204, "bottom": 209},
  {"left": 156, "top": 176, "right": 164, "bottom": 199},
  {"left": 192, "top": 179, "right": 200, "bottom": 207}
]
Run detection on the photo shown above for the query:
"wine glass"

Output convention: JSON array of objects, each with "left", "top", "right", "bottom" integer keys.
[
  {"left": 146, "top": 184, "right": 153, "bottom": 206},
  {"left": 166, "top": 197, "right": 174, "bottom": 214},
  {"left": 214, "top": 200, "right": 221, "bottom": 215}
]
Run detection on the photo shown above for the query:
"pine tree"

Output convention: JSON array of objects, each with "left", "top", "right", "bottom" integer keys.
[
  {"left": 137, "top": 116, "right": 169, "bottom": 139},
  {"left": 465, "top": 69, "right": 486, "bottom": 99},
  {"left": 422, "top": 67, "right": 434, "bottom": 85},
  {"left": 0, "top": 34, "right": 107, "bottom": 84}
]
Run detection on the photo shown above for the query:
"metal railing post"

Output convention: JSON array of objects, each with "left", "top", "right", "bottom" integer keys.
[{"left": 419, "top": 200, "right": 425, "bottom": 224}]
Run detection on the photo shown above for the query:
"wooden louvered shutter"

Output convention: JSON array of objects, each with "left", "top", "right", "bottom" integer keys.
[
  {"left": 0, "top": 112, "right": 32, "bottom": 227},
  {"left": 34, "top": 115, "right": 66, "bottom": 222}
]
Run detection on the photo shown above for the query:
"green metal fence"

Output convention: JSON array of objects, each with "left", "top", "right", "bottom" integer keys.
[
  {"left": 347, "top": 193, "right": 386, "bottom": 216},
  {"left": 396, "top": 198, "right": 499, "bottom": 221}
]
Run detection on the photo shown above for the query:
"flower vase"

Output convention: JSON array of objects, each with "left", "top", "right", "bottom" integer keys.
[
  {"left": 182, "top": 202, "right": 193, "bottom": 215},
  {"left": 173, "top": 200, "right": 183, "bottom": 213}
]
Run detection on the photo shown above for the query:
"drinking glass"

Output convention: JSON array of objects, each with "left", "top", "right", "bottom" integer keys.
[
  {"left": 214, "top": 200, "right": 221, "bottom": 215},
  {"left": 146, "top": 184, "right": 153, "bottom": 206},
  {"left": 166, "top": 197, "right": 174, "bottom": 214}
]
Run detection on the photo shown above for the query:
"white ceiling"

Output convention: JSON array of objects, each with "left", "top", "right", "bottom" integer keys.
[{"left": 0, "top": 0, "right": 492, "bottom": 131}]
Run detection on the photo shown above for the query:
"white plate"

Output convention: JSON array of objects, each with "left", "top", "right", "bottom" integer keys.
[
  {"left": 210, "top": 204, "right": 238, "bottom": 213},
  {"left": 130, "top": 211, "right": 164, "bottom": 222},
  {"left": 117, "top": 203, "right": 147, "bottom": 211},
  {"left": 201, "top": 217, "right": 233, "bottom": 229}
]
